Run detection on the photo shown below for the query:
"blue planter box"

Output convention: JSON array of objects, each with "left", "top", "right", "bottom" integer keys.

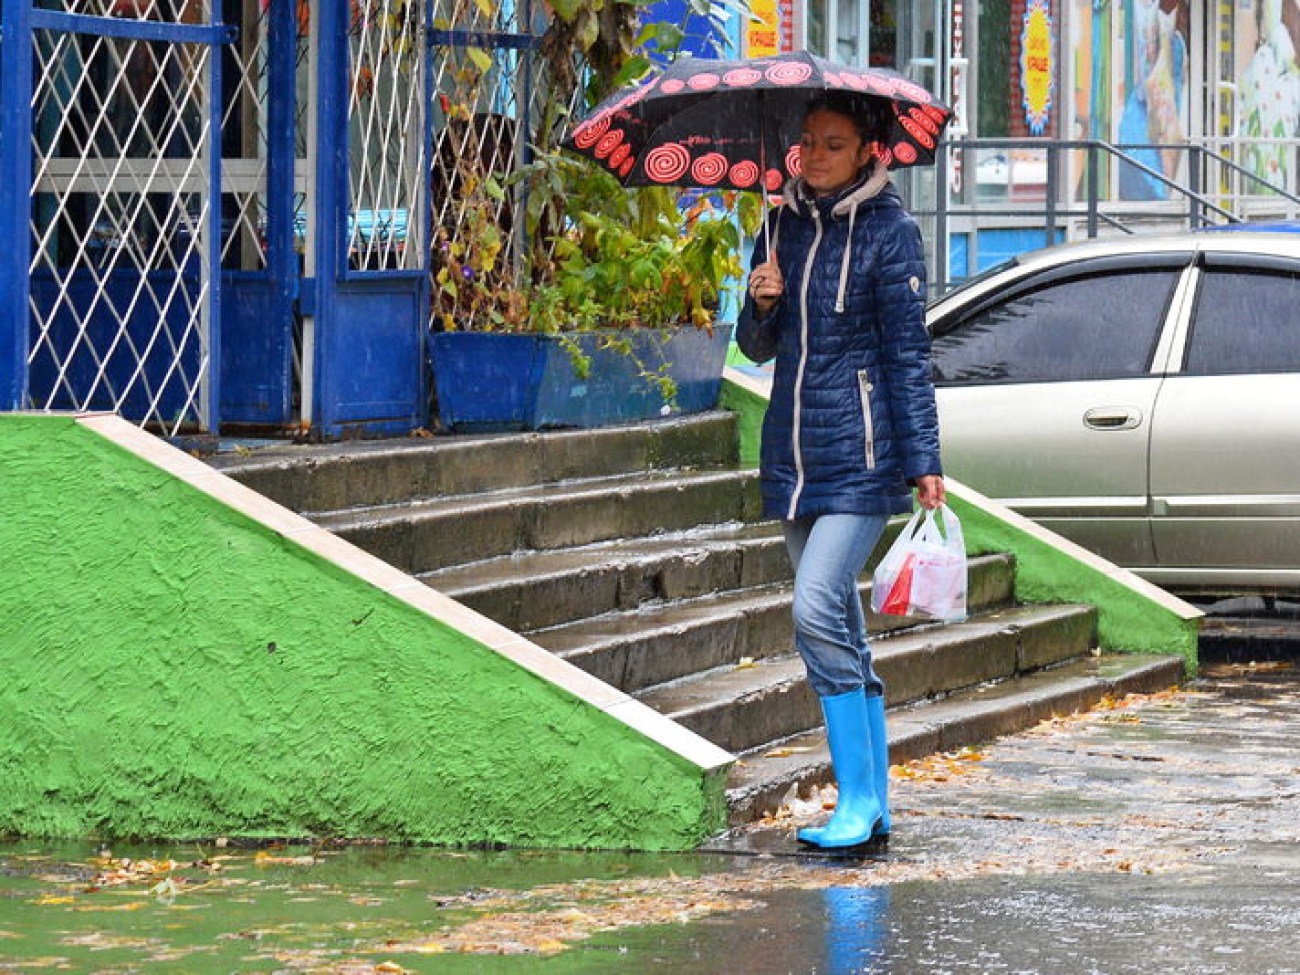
[{"left": 429, "top": 324, "right": 734, "bottom": 432}]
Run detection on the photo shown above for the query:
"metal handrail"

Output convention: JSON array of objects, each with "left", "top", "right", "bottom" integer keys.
[{"left": 916, "top": 138, "right": 1300, "bottom": 294}]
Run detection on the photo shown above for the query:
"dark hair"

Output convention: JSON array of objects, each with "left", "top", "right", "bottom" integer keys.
[{"left": 804, "top": 91, "right": 890, "bottom": 144}]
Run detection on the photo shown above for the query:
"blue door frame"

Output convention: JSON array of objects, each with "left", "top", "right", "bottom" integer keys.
[
  {"left": 219, "top": 0, "right": 301, "bottom": 428},
  {"left": 306, "top": 0, "right": 429, "bottom": 440},
  {"left": 0, "top": 0, "right": 34, "bottom": 412}
]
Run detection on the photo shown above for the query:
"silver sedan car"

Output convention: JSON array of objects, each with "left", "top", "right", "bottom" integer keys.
[{"left": 927, "top": 231, "right": 1300, "bottom": 596}]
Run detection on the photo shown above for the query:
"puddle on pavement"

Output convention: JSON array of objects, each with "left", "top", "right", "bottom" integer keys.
[{"left": 0, "top": 840, "right": 760, "bottom": 972}]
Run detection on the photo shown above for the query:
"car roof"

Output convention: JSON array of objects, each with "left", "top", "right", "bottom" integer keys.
[{"left": 930, "top": 230, "right": 1300, "bottom": 316}]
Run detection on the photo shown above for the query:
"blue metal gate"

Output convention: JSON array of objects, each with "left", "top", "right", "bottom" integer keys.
[
  {"left": 1, "top": 0, "right": 236, "bottom": 435},
  {"left": 305, "top": 0, "right": 429, "bottom": 439},
  {"left": 0, "top": 0, "right": 434, "bottom": 439}
]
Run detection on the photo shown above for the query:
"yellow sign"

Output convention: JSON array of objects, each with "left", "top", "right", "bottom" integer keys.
[
  {"left": 747, "top": 0, "right": 780, "bottom": 58},
  {"left": 1020, "top": 0, "right": 1053, "bottom": 134}
]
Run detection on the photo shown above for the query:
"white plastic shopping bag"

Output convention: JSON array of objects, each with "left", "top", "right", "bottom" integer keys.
[{"left": 870, "top": 504, "right": 968, "bottom": 622}]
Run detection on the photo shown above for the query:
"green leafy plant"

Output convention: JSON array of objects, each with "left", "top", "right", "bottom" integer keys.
[{"left": 430, "top": 1, "right": 762, "bottom": 398}]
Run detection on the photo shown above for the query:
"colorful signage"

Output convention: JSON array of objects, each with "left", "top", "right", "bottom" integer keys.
[
  {"left": 1020, "top": 0, "right": 1054, "bottom": 135},
  {"left": 747, "top": 0, "right": 780, "bottom": 57}
]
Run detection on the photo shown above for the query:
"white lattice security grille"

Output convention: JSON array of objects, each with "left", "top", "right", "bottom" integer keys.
[
  {"left": 219, "top": 0, "right": 271, "bottom": 273},
  {"left": 28, "top": 0, "right": 216, "bottom": 434},
  {"left": 427, "top": 0, "right": 582, "bottom": 330},
  {"left": 347, "top": 0, "right": 424, "bottom": 271}
]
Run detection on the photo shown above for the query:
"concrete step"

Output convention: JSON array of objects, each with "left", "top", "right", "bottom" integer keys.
[
  {"left": 422, "top": 508, "right": 987, "bottom": 635},
  {"left": 312, "top": 467, "right": 762, "bottom": 575},
  {"left": 421, "top": 522, "right": 790, "bottom": 632},
  {"left": 526, "top": 552, "right": 1019, "bottom": 693},
  {"left": 211, "top": 410, "right": 741, "bottom": 513},
  {"left": 207, "top": 412, "right": 1185, "bottom": 836},
  {"left": 635, "top": 602, "right": 1098, "bottom": 755},
  {"left": 724, "top": 651, "right": 1185, "bottom": 824}
]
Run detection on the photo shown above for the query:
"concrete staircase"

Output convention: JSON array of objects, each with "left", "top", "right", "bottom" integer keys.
[{"left": 212, "top": 411, "right": 1184, "bottom": 825}]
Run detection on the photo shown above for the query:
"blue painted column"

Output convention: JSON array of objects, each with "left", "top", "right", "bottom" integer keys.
[{"left": 0, "top": 0, "right": 34, "bottom": 410}]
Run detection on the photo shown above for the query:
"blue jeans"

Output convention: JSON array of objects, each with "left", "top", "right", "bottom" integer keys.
[{"left": 783, "top": 513, "right": 889, "bottom": 698}]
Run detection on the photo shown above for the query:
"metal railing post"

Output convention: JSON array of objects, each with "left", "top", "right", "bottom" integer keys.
[
  {"left": 1187, "top": 144, "right": 1201, "bottom": 228},
  {"left": 1086, "top": 142, "right": 1098, "bottom": 238},
  {"left": 1044, "top": 143, "right": 1058, "bottom": 247},
  {"left": 935, "top": 140, "right": 950, "bottom": 295}
]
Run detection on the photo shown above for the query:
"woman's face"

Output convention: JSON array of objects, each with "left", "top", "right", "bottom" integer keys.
[{"left": 799, "top": 109, "right": 874, "bottom": 196}]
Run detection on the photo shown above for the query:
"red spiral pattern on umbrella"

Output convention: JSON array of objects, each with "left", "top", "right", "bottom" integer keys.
[
  {"left": 595, "top": 128, "right": 624, "bottom": 159},
  {"left": 729, "top": 160, "right": 760, "bottom": 188},
  {"left": 660, "top": 79, "right": 686, "bottom": 94},
  {"left": 909, "top": 106, "right": 940, "bottom": 135},
  {"left": 619, "top": 155, "right": 636, "bottom": 178},
  {"left": 874, "top": 144, "right": 894, "bottom": 168},
  {"left": 609, "top": 142, "right": 631, "bottom": 170},
  {"left": 572, "top": 113, "right": 610, "bottom": 150},
  {"left": 688, "top": 72, "right": 721, "bottom": 91},
  {"left": 764, "top": 168, "right": 784, "bottom": 192},
  {"left": 921, "top": 104, "right": 951, "bottom": 127},
  {"left": 785, "top": 144, "right": 803, "bottom": 176},
  {"left": 892, "top": 142, "right": 918, "bottom": 165},
  {"left": 691, "top": 152, "right": 729, "bottom": 185},
  {"left": 842, "top": 72, "right": 869, "bottom": 91},
  {"left": 723, "top": 67, "right": 763, "bottom": 87},
  {"left": 644, "top": 143, "right": 692, "bottom": 183},
  {"left": 766, "top": 61, "right": 814, "bottom": 85},
  {"left": 891, "top": 77, "right": 932, "bottom": 104},
  {"left": 899, "top": 116, "right": 935, "bottom": 150},
  {"left": 864, "top": 73, "right": 895, "bottom": 96}
]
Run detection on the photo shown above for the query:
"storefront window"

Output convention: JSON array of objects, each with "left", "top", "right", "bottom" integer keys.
[
  {"left": 806, "top": 0, "right": 827, "bottom": 55},
  {"left": 1236, "top": 0, "right": 1300, "bottom": 187},
  {"left": 978, "top": 0, "right": 1012, "bottom": 136}
]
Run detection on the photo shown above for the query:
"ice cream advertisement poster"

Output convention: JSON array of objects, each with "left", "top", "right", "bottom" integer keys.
[{"left": 1021, "top": 0, "right": 1054, "bottom": 134}]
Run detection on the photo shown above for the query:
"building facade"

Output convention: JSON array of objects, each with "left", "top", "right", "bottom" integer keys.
[{"left": 1, "top": 0, "right": 1295, "bottom": 438}]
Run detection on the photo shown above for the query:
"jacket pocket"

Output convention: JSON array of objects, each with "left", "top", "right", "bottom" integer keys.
[{"left": 856, "top": 368, "right": 876, "bottom": 469}]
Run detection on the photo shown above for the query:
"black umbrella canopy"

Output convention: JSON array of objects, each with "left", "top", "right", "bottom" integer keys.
[{"left": 563, "top": 49, "right": 952, "bottom": 192}]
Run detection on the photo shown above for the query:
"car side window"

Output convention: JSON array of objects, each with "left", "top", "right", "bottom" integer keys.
[
  {"left": 1186, "top": 267, "right": 1300, "bottom": 375},
  {"left": 930, "top": 270, "right": 1179, "bottom": 384}
]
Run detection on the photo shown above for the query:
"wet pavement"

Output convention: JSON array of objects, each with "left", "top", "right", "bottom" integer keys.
[{"left": 4, "top": 663, "right": 1300, "bottom": 973}]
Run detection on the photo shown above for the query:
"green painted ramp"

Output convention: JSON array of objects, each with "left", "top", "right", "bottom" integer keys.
[{"left": 0, "top": 414, "right": 731, "bottom": 849}]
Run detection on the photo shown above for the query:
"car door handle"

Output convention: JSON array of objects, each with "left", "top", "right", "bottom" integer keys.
[{"left": 1083, "top": 407, "right": 1143, "bottom": 431}]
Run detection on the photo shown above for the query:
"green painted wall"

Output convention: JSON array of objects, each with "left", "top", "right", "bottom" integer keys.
[
  {"left": 717, "top": 377, "right": 765, "bottom": 469},
  {"left": 0, "top": 416, "right": 727, "bottom": 848},
  {"left": 720, "top": 377, "right": 1201, "bottom": 674},
  {"left": 947, "top": 492, "right": 1200, "bottom": 674}
]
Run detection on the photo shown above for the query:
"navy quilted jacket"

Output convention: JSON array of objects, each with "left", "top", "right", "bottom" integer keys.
[{"left": 736, "top": 164, "right": 942, "bottom": 521}]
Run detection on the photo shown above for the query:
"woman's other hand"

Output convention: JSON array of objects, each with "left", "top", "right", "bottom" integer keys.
[
  {"left": 915, "top": 475, "right": 946, "bottom": 510},
  {"left": 749, "top": 250, "right": 784, "bottom": 314}
]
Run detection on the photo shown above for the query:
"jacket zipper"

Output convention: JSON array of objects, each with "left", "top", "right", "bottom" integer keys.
[
  {"left": 787, "top": 208, "right": 824, "bottom": 520},
  {"left": 857, "top": 368, "right": 877, "bottom": 469}
]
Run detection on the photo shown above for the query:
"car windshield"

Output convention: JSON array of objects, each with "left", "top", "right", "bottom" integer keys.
[{"left": 930, "top": 257, "right": 1020, "bottom": 307}]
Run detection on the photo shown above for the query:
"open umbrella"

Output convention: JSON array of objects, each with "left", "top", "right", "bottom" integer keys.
[{"left": 562, "top": 49, "right": 952, "bottom": 194}]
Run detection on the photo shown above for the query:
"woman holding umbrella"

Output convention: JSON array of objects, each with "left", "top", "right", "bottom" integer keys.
[{"left": 737, "top": 90, "right": 946, "bottom": 850}]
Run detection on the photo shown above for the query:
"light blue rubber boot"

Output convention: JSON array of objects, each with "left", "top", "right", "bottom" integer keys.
[
  {"left": 866, "top": 693, "right": 891, "bottom": 837},
  {"left": 797, "top": 688, "right": 883, "bottom": 848}
]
